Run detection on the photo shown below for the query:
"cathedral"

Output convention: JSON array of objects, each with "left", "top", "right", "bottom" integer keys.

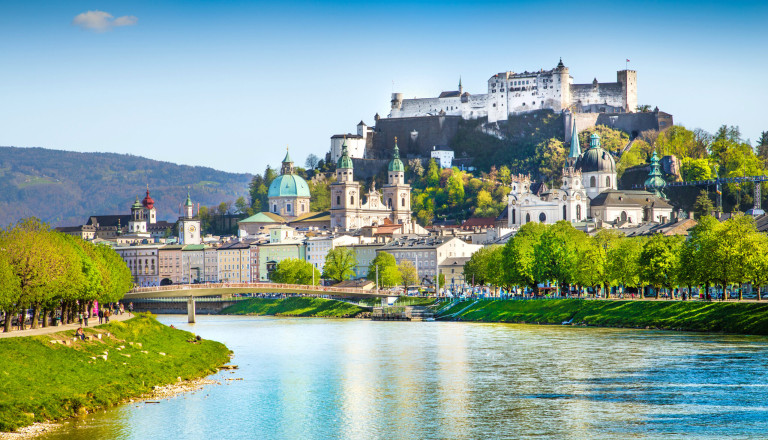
[
  {"left": 508, "top": 125, "right": 673, "bottom": 228},
  {"left": 268, "top": 150, "right": 311, "bottom": 221},
  {"left": 330, "top": 139, "right": 411, "bottom": 230}
]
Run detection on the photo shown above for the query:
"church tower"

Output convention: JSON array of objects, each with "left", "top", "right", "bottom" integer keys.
[
  {"left": 382, "top": 138, "right": 411, "bottom": 225},
  {"left": 128, "top": 196, "right": 148, "bottom": 235},
  {"left": 330, "top": 140, "right": 361, "bottom": 230},
  {"left": 178, "top": 191, "right": 201, "bottom": 245}
]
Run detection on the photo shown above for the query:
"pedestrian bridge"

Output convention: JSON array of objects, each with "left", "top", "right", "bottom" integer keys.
[{"left": 125, "top": 282, "right": 394, "bottom": 299}]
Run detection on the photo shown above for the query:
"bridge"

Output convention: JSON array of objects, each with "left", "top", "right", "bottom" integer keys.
[{"left": 125, "top": 282, "right": 396, "bottom": 299}]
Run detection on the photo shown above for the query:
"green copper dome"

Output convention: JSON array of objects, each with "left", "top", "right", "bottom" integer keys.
[
  {"left": 644, "top": 150, "right": 666, "bottom": 197},
  {"left": 131, "top": 196, "right": 143, "bottom": 210},
  {"left": 337, "top": 141, "right": 353, "bottom": 169},
  {"left": 575, "top": 133, "right": 616, "bottom": 173},
  {"left": 388, "top": 142, "right": 405, "bottom": 172},
  {"left": 184, "top": 191, "right": 193, "bottom": 207},
  {"left": 268, "top": 174, "right": 311, "bottom": 198}
]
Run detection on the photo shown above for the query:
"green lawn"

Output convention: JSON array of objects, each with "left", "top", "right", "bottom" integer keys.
[
  {"left": 437, "top": 299, "right": 768, "bottom": 335},
  {"left": 220, "top": 297, "right": 367, "bottom": 317},
  {"left": 0, "top": 314, "right": 230, "bottom": 432}
]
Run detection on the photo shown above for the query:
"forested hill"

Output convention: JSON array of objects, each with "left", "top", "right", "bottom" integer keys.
[{"left": 0, "top": 146, "right": 252, "bottom": 227}]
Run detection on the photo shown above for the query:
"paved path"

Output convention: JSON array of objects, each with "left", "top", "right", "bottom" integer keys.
[{"left": 0, "top": 312, "right": 132, "bottom": 339}]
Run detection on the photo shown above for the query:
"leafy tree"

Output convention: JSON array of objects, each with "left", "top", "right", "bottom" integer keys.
[
  {"left": 367, "top": 252, "right": 401, "bottom": 287},
  {"left": 407, "top": 158, "right": 424, "bottom": 178},
  {"left": 269, "top": 258, "right": 319, "bottom": 285},
  {"left": 680, "top": 157, "right": 713, "bottom": 181},
  {"left": 322, "top": 248, "right": 357, "bottom": 283},
  {"left": 692, "top": 190, "right": 715, "bottom": 219},
  {"left": 497, "top": 165, "right": 511, "bottom": 185},
  {"left": 463, "top": 246, "right": 495, "bottom": 286},
  {"left": 639, "top": 234, "right": 683, "bottom": 297},
  {"left": 710, "top": 214, "right": 755, "bottom": 300},
  {"left": 446, "top": 172, "right": 465, "bottom": 208},
  {"left": 398, "top": 260, "right": 418, "bottom": 291},
  {"left": 578, "top": 125, "right": 629, "bottom": 153},
  {"left": 757, "top": 131, "right": 768, "bottom": 168},
  {"left": 502, "top": 222, "right": 546, "bottom": 295},
  {"left": 0, "top": 247, "right": 21, "bottom": 332},
  {"left": 234, "top": 196, "right": 249, "bottom": 215},
  {"left": 308, "top": 176, "right": 332, "bottom": 212},
  {"left": 474, "top": 190, "right": 494, "bottom": 216},
  {"left": 425, "top": 159, "right": 440, "bottom": 187},
  {"left": 535, "top": 138, "right": 566, "bottom": 184},
  {"left": 533, "top": 221, "right": 585, "bottom": 294},
  {"left": 606, "top": 235, "right": 644, "bottom": 293}
]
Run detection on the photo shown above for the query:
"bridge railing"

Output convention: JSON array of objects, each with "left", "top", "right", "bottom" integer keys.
[{"left": 128, "top": 282, "right": 385, "bottom": 296}]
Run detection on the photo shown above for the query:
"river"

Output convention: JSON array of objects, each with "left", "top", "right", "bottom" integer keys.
[{"left": 40, "top": 316, "right": 768, "bottom": 439}]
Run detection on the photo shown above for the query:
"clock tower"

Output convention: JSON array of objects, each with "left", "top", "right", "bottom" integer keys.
[{"left": 177, "top": 192, "right": 201, "bottom": 245}]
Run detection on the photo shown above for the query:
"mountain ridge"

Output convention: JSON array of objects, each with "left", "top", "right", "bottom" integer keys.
[{"left": 0, "top": 146, "right": 252, "bottom": 227}]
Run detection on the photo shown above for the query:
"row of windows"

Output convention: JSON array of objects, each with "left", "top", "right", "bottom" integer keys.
[{"left": 511, "top": 204, "right": 583, "bottom": 224}]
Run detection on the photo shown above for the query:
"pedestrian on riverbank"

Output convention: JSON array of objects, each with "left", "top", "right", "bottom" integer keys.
[
  {"left": 104, "top": 309, "right": 110, "bottom": 323},
  {"left": 78, "top": 312, "right": 83, "bottom": 326},
  {"left": 98, "top": 309, "right": 103, "bottom": 324},
  {"left": 129, "top": 302, "right": 134, "bottom": 316},
  {"left": 75, "top": 327, "right": 85, "bottom": 341}
]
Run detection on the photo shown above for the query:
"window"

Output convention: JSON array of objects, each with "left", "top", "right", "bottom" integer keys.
[
  {"left": 562, "top": 205, "right": 567, "bottom": 220},
  {"left": 336, "top": 195, "right": 341, "bottom": 205},
  {"left": 388, "top": 198, "right": 392, "bottom": 208},
  {"left": 511, "top": 208, "right": 516, "bottom": 224},
  {"left": 401, "top": 197, "right": 405, "bottom": 207},
  {"left": 606, "top": 176, "right": 611, "bottom": 187},
  {"left": 539, "top": 212, "right": 546, "bottom": 222},
  {"left": 525, "top": 213, "right": 531, "bottom": 223},
  {"left": 350, "top": 195, "right": 354, "bottom": 205},
  {"left": 621, "top": 211, "right": 628, "bottom": 222},
  {"left": 576, "top": 205, "right": 582, "bottom": 220},
  {"left": 590, "top": 176, "right": 596, "bottom": 187},
  {"left": 273, "top": 204, "right": 277, "bottom": 212},
  {"left": 287, "top": 204, "right": 291, "bottom": 213}
]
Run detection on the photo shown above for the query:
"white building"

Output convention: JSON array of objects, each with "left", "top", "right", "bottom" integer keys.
[
  {"left": 330, "top": 121, "right": 373, "bottom": 163},
  {"left": 305, "top": 235, "right": 360, "bottom": 272},
  {"left": 430, "top": 146, "right": 454, "bottom": 168},
  {"left": 507, "top": 130, "right": 672, "bottom": 228},
  {"left": 114, "top": 244, "right": 160, "bottom": 287},
  {"left": 217, "top": 240, "right": 253, "bottom": 283},
  {"left": 389, "top": 60, "right": 637, "bottom": 124},
  {"left": 379, "top": 236, "right": 482, "bottom": 285}
]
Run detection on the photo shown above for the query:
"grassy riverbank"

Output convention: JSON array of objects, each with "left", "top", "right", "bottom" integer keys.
[
  {"left": 220, "top": 297, "right": 368, "bottom": 317},
  {"left": 0, "top": 313, "right": 230, "bottom": 432},
  {"left": 437, "top": 299, "right": 768, "bottom": 335}
]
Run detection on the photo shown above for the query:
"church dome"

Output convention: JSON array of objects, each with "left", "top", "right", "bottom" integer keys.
[
  {"left": 268, "top": 174, "right": 311, "bottom": 198},
  {"left": 388, "top": 143, "right": 405, "bottom": 172},
  {"left": 575, "top": 133, "right": 616, "bottom": 173},
  {"left": 337, "top": 141, "right": 354, "bottom": 169},
  {"left": 141, "top": 189, "right": 155, "bottom": 209}
]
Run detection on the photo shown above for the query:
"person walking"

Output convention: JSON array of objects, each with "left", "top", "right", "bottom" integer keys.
[
  {"left": 104, "top": 308, "right": 110, "bottom": 323},
  {"left": 98, "top": 308, "right": 103, "bottom": 324}
]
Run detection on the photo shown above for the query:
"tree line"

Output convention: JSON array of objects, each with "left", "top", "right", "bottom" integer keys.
[
  {"left": 0, "top": 218, "right": 133, "bottom": 332},
  {"left": 463, "top": 215, "right": 768, "bottom": 300}
]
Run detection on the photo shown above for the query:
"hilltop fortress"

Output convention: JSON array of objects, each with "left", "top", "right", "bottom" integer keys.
[{"left": 388, "top": 59, "right": 637, "bottom": 123}]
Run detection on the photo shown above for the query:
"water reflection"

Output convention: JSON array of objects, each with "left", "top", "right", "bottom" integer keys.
[{"left": 40, "top": 317, "right": 768, "bottom": 440}]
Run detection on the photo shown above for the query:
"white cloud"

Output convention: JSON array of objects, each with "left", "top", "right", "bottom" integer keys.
[{"left": 72, "top": 10, "right": 138, "bottom": 32}]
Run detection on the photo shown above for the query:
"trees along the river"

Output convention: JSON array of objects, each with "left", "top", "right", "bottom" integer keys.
[
  {"left": 606, "top": 235, "right": 644, "bottom": 297},
  {"left": 1, "top": 218, "right": 71, "bottom": 330},
  {"left": 746, "top": 232, "right": 768, "bottom": 301},
  {"left": 463, "top": 245, "right": 504, "bottom": 295},
  {"left": 533, "top": 221, "right": 585, "bottom": 295},
  {"left": 48, "top": 233, "right": 89, "bottom": 326},
  {"left": 573, "top": 235, "right": 605, "bottom": 297},
  {"left": 322, "top": 248, "right": 357, "bottom": 283},
  {"left": 710, "top": 215, "right": 757, "bottom": 300},
  {"left": 398, "top": 260, "right": 419, "bottom": 292},
  {"left": 639, "top": 234, "right": 683, "bottom": 298},
  {"left": 94, "top": 243, "right": 133, "bottom": 305},
  {"left": 366, "top": 252, "right": 401, "bottom": 288},
  {"left": 502, "top": 222, "right": 546, "bottom": 295},
  {"left": 0, "top": 249, "right": 21, "bottom": 332},
  {"left": 269, "top": 258, "right": 320, "bottom": 285}
]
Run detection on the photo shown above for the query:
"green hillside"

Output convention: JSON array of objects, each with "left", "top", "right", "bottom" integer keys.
[{"left": 0, "top": 146, "right": 252, "bottom": 227}]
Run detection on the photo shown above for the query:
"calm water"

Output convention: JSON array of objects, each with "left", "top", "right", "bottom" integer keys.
[{"left": 41, "top": 316, "right": 768, "bottom": 439}]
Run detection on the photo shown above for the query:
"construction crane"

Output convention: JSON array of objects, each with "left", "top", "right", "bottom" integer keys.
[{"left": 640, "top": 175, "right": 768, "bottom": 215}]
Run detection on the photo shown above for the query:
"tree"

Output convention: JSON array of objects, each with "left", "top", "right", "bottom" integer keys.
[
  {"left": 367, "top": 252, "right": 401, "bottom": 288},
  {"left": 322, "top": 248, "right": 357, "bottom": 283},
  {"left": 407, "top": 158, "right": 424, "bottom": 178},
  {"left": 234, "top": 196, "right": 249, "bottom": 215},
  {"left": 447, "top": 172, "right": 465, "bottom": 208},
  {"left": 578, "top": 125, "right": 629, "bottom": 153},
  {"left": 639, "top": 234, "right": 683, "bottom": 297},
  {"left": 497, "top": 165, "right": 511, "bottom": 185},
  {"left": 398, "top": 260, "right": 418, "bottom": 291},
  {"left": 757, "top": 131, "right": 768, "bottom": 168},
  {"left": 463, "top": 246, "right": 494, "bottom": 286},
  {"left": 305, "top": 154, "right": 320, "bottom": 170},
  {"left": 474, "top": 190, "right": 495, "bottom": 216},
  {"left": 680, "top": 157, "right": 713, "bottom": 181},
  {"left": 536, "top": 138, "right": 566, "bottom": 184},
  {"left": 0, "top": 247, "right": 21, "bottom": 332},
  {"left": 692, "top": 190, "right": 715, "bottom": 219},
  {"left": 710, "top": 215, "right": 755, "bottom": 300},
  {"left": 501, "top": 222, "right": 546, "bottom": 295},
  {"left": 533, "top": 221, "right": 585, "bottom": 295},
  {"left": 269, "top": 258, "right": 319, "bottom": 285},
  {"left": 606, "top": 236, "right": 644, "bottom": 295},
  {"left": 425, "top": 159, "right": 440, "bottom": 187}
]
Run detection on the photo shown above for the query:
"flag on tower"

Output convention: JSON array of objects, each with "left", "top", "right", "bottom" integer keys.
[{"left": 626, "top": 59, "right": 630, "bottom": 62}]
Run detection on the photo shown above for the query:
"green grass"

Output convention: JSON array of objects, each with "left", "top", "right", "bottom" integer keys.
[
  {"left": 220, "top": 297, "right": 368, "bottom": 318},
  {"left": 0, "top": 313, "right": 230, "bottom": 432},
  {"left": 394, "top": 297, "right": 437, "bottom": 306},
  {"left": 437, "top": 299, "right": 768, "bottom": 335}
]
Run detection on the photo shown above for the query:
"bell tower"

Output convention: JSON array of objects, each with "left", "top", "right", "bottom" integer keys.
[
  {"left": 382, "top": 138, "right": 411, "bottom": 225},
  {"left": 330, "top": 140, "right": 360, "bottom": 230},
  {"left": 178, "top": 191, "right": 201, "bottom": 245}
]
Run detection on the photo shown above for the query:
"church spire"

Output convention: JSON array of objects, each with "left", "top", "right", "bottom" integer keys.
[
  {"left": 569, "top": 122, "right": 581, "bottom": 159},
  {"left": 458, "top": 76, "right": 463, "bottom": 94},
  {"left": 281, "top": 146, "right": 294, "bottom": 175},
  {"left": 644, "top": 150, "right": 666, "bottom": 198}
]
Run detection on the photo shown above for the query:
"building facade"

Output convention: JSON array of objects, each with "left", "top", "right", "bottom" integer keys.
[
  {"left": 330, "top": 121, "right": 373, "bottom": 163},
  {"left": 217, "top": 240, "right": 252, "bottom": 283},
  {"left": 388, "top": 60, "right": 638, "bottom": 123},
  {"left": 330, "top": 141, "right": 412, "bottom": 230},
  {"left": 114, "top": 245, "right": 160, "bottom": 287}
]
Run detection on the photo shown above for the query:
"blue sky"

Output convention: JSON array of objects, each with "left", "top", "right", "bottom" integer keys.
[{"left": 1, "top": 1, "right": 766, "bottom": 174}]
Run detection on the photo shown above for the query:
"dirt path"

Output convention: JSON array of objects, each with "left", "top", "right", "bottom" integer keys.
[{"left": 0, "top": 312, "right": 132, "bottom": 339}]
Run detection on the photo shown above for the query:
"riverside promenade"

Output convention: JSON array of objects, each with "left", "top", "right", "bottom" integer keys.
[{"left": 0, "top": 312, "right": 131, "bottom": 339}]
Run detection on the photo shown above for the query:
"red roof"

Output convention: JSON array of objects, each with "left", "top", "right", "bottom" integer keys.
[{"left": 142, "top": 189, "right": 155, "bottom": 209}]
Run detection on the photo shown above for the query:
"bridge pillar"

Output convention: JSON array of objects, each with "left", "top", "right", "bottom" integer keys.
[{"left": 187, "top": 297, "right": 196, "bottom": 323}]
